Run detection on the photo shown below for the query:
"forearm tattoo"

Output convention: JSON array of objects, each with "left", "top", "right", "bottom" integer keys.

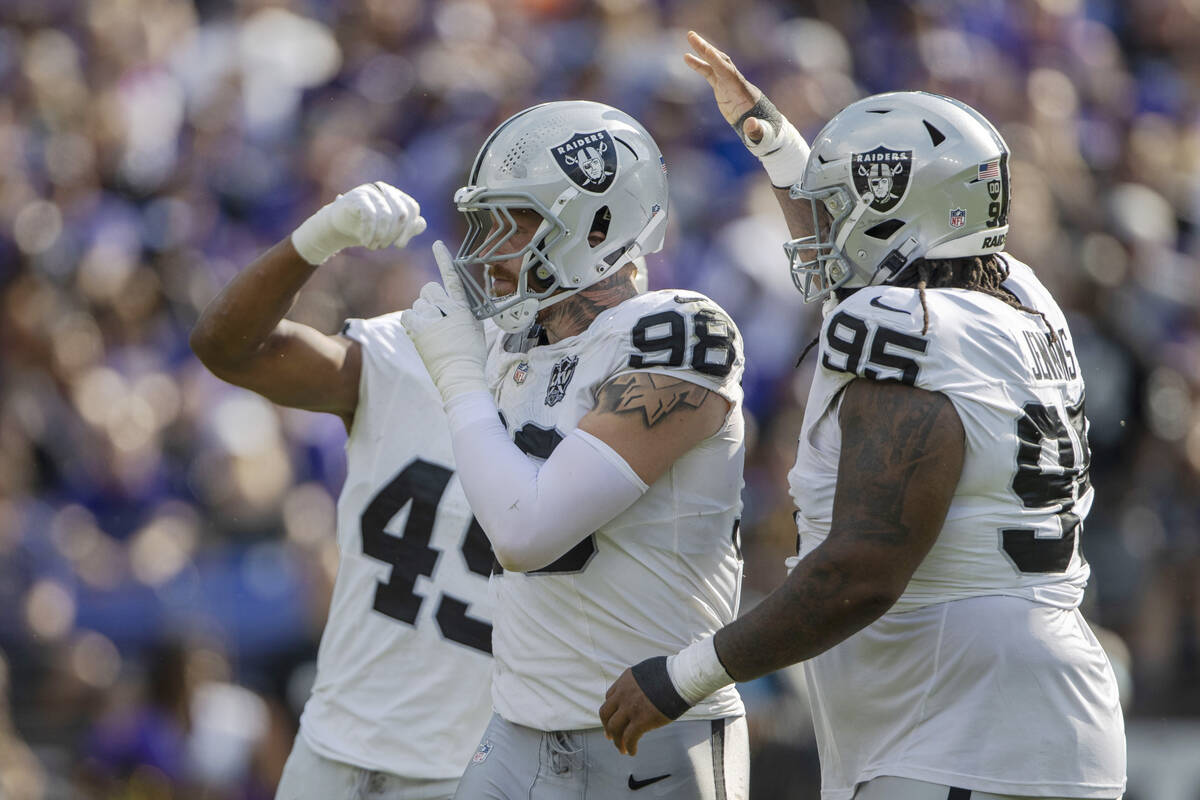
[
  {"left": 597, "top": 373, "right": 710, "bottom": 428},
  {"left": 715, "top": 381, "right": 963, "bottom": 681}
]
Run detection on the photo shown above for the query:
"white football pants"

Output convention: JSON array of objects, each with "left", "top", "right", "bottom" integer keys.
[{"left": 453, "top": 713, "right": 749, "bottom": 799}]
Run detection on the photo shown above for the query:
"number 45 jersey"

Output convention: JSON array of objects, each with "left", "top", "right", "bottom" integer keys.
[
  {"left": 484, "top": 290, "right": 747, "bottom": 731},
  {"left": 790, "top": 256, "right": 1124, "bottom": 799},
  {"left": 300, "top": 312, "right": 493, "bottom": 778}
]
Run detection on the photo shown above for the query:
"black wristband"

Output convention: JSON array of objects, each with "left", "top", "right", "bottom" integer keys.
[
  {"left": 631, "top": 656, "right": 693, "bottom": 720},
  {"left": 734, "top": 95, "right": 784, "bottom": 147}
]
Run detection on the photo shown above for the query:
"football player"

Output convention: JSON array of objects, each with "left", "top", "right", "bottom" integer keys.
[
  {"left": 600, "top": 33, "right": 1127, "bottom": 800},
  {"left": 190, "top": 183, "right": 495, "bottom": 800},
  {"left": 401, "top": 101, "right": 750, "bottom": 799}
]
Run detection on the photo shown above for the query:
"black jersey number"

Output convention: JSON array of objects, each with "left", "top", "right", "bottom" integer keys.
[
  {"left": 360, "top": 459, "right": 493, "bottom": 654},
  {"left": 629, "top": 308, "right": 736, "bottom": 378},
  {"left": 505, "top": 421, "right": 598, "bottom": 574},
  {"left": 822, "top": 311, "right": 927, "bottom": 386},
  {"left": 1001, "top": 400, "right": 1091, "bottom": 574}
]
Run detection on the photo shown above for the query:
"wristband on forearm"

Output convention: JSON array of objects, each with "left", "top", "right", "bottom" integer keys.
[
  {"left": 631, "top": 637, "right": 735, "bottom": 720},
  {"left": 734, "top": 95, "right": 811, "bottom": 189}
]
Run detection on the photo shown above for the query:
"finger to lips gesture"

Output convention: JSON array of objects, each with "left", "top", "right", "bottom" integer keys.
[{"left": 683, "top": 31, "right": 766, "bottom": 143}]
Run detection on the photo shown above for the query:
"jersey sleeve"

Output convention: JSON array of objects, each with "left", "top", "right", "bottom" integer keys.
[
  {"left": 341, "top": 311, "right": 441, "bottom": 414},
  {"left": 597, "top": 291, "right": 745, "bottom": 404}
]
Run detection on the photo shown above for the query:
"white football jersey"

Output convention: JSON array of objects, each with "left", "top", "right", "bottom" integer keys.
[
  {"left": 789, "top": 257, "right": 1125, "bottom": 798},
  {"left": 483, "top": 290, "right": 747, "bottom": 731},
  {"left": 298, "top": 312, "right": 494, "bottom": 778}
]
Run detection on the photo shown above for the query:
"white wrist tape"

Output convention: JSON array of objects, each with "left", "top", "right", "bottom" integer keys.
[
  {"left": 750, "top": 118, "right": 811, "bottom": 189},
  {"left": 292, "top": 201, "right": 355, "bottom": 265},
  {"left": 734, "top": 95, "right": 811, "bottom": 189},
  {"left": 666, "top": 636, "right": 735, "bottom": 706}
]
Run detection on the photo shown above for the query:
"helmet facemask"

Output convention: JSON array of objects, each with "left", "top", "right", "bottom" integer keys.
[
  {"left": 785, "top": 183, "right": 872, "bottom": 303},
  {"left": 453, "top": 187, "right": 569, "bottom": 332}
]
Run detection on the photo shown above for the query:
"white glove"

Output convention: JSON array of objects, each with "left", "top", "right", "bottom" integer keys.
[
  {"left": 401, "top": 241, "right": 489, "bottom": 404},
  {"left": 291, "top": 181, "right": 427, "bottom": 265}
]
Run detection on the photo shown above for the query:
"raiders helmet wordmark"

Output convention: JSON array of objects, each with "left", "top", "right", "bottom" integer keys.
[
  {"left": 851, "top": 146, "right": 913, "bottom": 213},
  {"left": 551, "top": 130, "right": 618, "bottom": 193}
]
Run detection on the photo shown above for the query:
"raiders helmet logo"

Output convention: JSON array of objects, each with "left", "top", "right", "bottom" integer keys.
[
  {"left": 852, "top": 146, "right": 912, "bottom": 213},
  {"left": 545, "top": 355, "right": 579, "bottom": 407},
  {"left": 551, "top": 130, "right": 617, "bottom": 193}
]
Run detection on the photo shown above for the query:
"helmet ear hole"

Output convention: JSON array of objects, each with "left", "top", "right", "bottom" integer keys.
[
  {"left": 864, "top": 220, "right": 906, "bottom": 240},
  {"left": 589, "top": 206, "right": 611, "bottom": 248}
]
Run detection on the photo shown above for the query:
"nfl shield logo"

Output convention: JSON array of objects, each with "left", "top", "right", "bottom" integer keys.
[
  {"left": 550, "top": 130, "right": 618, "bottom": 193},
  {"left": 513, "top": 361, "right": 529, "bottom": 384},
  {"left": 472, "top": 740, "right": 493, "bottom": 764},
  {"left": 949, "top": 208, "right": 966, "bottom": 228},
  {"left": 545, "top": 356, "right": 579, "bottom": 407}
]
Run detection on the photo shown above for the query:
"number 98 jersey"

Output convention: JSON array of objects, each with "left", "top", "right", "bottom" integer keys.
[
  {"left": 790, "top": 256, "right": 1092, "bottom": 612},
  {"left": 484, "top": 290, "right": 747, "bottom": 731}
]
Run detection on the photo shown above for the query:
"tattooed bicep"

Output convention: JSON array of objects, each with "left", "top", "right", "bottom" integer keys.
[
  {"left": 831, "top": 379, "right": 964, "bottom": 557},
  {"left": 595, "top": 372, "right": 715, "bottom": 428}
]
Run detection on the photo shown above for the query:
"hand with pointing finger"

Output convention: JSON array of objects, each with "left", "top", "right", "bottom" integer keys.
[{"left": 684, "top": 31, "right": 811, "bottom": 188}]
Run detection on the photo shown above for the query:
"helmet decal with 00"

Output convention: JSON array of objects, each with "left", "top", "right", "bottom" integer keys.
[
  {"left": 453, "top": 101, "right": 669, "bottom": 333},
  {"left": 785, "top": 91, "right": 1011, "bottom": 304}
]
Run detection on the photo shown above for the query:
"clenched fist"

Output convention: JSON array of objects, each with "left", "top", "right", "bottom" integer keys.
[{"left": 291, "top": 181, "right": 427, "bottom": 265}]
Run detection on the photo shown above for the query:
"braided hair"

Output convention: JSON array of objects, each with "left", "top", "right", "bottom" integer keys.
[
  {"left": 893, "top": 254, "right": 1056, "bottom": 341},
  {"left": 796, "top": 254, "right": 1055, "bottom": 366}
]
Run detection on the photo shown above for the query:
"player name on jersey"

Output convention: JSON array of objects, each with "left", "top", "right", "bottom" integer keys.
[{"left": 1020, "top": 328, "right": 1078, "bottom": 382}]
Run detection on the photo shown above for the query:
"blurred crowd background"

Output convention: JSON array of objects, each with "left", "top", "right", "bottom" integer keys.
[{"left": 0, "top": 0, "right": 1197, "bottom": 796}]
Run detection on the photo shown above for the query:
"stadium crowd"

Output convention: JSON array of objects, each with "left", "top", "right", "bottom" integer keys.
[{"left": 0, "top": 0, "right": 1197, "bottom": 796}]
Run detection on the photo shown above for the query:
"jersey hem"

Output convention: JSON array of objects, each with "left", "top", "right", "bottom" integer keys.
[
  {"left": 839, "top": 765, "right": 1126, "bottom": 800},
  {"left": 298, "top": 722, "right": 464, "bottom": 781}
]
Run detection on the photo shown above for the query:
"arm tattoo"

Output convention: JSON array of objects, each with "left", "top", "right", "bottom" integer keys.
[
  {"left": 836, "top": 381, "right": 950, "bottom": 546},
  {"left": 597, "top": 373, "right": 710, "bottom": 428},
  {"left": 713, "top": 380, "right": 964, "bottom": 682}
]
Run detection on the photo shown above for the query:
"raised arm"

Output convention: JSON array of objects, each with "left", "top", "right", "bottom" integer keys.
[
  {"left": 684, "top": 31, "right": 815, "bottom": 240},
  {"left": 190, "top": 183, "right": 425, "bottom": 426},
  {"left": 600, "top": 378, "right": 965, "bottom": 754}
]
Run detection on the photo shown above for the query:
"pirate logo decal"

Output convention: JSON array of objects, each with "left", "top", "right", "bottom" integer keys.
[
  {"left": 551, "top": 130, "right": 617, "bottom": 193},
  {"left": 852, "top": 146, "right": 912, "bottom": 213},
  {"left": 545, "top": 355, "right": 579, "bottom": 407}
]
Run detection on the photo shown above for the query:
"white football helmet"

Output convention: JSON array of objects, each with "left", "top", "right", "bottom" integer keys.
[
  {"left": 453, "top": 101, "right": 669, "bottom": 332},
  {"left": 786, "top": 91, "right": 1011, "bottom": 303}
]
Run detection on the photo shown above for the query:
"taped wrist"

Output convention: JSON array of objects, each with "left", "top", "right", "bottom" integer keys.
[
  {"left": 631, "top": 657, "right": 692, "bottom": 721},
  {"left": 733, "top": 95, "right": 811, "bottom": 189},
  {"left": 292, "top": 203, "right": 353, "bottom": 265},
  {"left": 734, "top": 95, "right": 786, "bottom": 148},
  {"left": 667, "top": 636, "right": 735, "bottom": 705}
]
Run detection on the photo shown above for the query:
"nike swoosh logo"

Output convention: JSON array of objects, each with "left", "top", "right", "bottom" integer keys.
[
  {"left": 628, "top": 773, "right": 671, "bottom": 790},
  {"left": 869, "top": 296, "right": 910, "bottom": 314}
]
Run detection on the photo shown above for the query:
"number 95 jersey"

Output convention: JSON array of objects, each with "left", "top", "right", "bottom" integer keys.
[
  {"left": 790, "top": 256, "right": 1092, "bottom": 612},
  {"left": 484, "top": 290, "right": 747, "bottom": 731}
]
